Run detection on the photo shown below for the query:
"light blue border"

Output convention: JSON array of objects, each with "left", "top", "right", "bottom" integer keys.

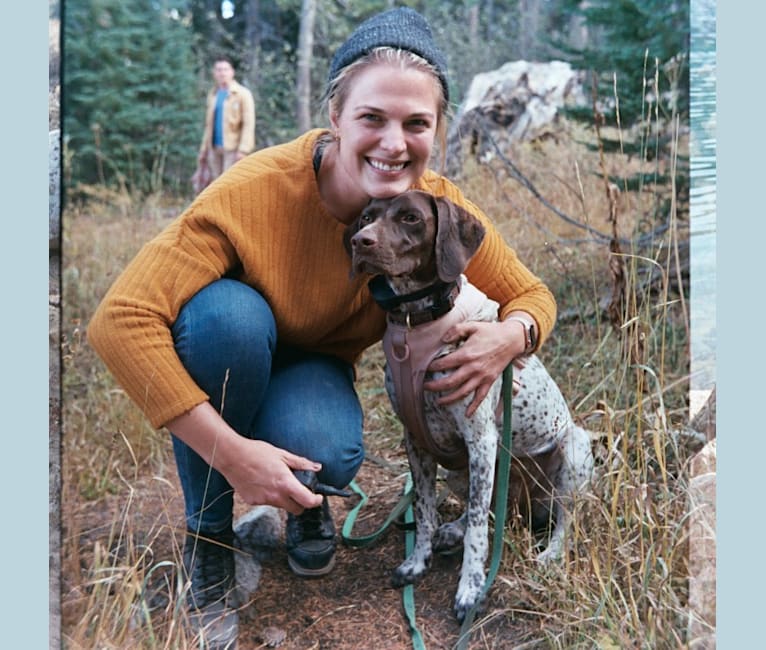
[
  {"left": 717, "top": 1, "right": 765, "bottom": 647},
  {"left": 1, "top": 3, "right": 51, "bottom": 648}
]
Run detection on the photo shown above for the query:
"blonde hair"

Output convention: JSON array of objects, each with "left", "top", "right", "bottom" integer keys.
[{"left": 323, "top": 47, "right": 450, "bottom": 171}]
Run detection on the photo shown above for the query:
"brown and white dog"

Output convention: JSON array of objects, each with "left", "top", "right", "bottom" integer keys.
[{"left": 345, "top": 190, "right": 594, "bottom": 622}]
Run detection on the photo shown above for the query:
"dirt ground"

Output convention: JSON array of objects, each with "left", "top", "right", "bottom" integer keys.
[{"left": 64, "top": 440, "right": 540, "bottom": 650}]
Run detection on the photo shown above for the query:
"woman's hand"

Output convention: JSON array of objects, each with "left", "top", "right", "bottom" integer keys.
[
  {"left": 166, "top": 403, "right": 323, "bottom": 515},
  {"left": 220, "top": 438, "right": 325, "bottom": 514},
  {"left": 423, "top": 317, "right": 528, "bottom": 418}
]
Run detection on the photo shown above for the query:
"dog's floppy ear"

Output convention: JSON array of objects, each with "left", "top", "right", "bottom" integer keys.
[{"left": 433, "top": 195, "right": 486, "bottom": 282}]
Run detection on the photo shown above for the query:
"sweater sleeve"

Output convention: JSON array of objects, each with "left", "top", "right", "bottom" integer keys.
[
  {"left": 415, "top": 172, "right": 557, "bottom": 348},
  {"left": 87, "top": 202, "right": 240, "bottom": 429},
  {"left": 88, "top": 129, "right": 371, "bottom": 429}
]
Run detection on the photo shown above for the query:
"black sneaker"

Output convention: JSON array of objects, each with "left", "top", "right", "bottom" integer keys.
[
  {"left": 182, "top": 528, "right": 239, "bottom": 649},
  {"left": 285, "top": 497, "right": 337, "bottom": 577}
]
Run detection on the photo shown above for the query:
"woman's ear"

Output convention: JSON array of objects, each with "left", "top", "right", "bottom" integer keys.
[{"left": 329, "top": 110, "right": 340, "bottom": 133}]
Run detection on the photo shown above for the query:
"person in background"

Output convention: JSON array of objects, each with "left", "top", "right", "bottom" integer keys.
[
  {"left": 88, "top": 8, "right": 556, "bottom": 648},
  {"left": 198, "top": 55, "right": 255, "bottom": 179}
]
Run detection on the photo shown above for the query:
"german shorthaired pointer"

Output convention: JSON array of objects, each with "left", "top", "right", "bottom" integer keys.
[{"left": 345, "top": 190, "right": 594, "bottom": 622}]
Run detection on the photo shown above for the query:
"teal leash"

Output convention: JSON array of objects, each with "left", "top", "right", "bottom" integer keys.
[
  {"left": 343, "top": 477, "right": 427, "bottom": 648},
  {"left": 342, "top": 364, "right": 514, "bottom": 650},
  {"left": 402, "top": 473, "right": 428, "bottom": 650},
  {"left": 453, "top": 363, "right": 513, "bottom": 649},
  {"left": 343, "top": 479, "right": 414, "bottom": 548}
]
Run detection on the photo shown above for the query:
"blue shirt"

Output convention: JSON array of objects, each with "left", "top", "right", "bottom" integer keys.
[{"left": 213, "top": 88, "right": 229, "bottom": 147}]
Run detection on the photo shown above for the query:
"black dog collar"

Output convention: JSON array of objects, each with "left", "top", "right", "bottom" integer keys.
[{"left": 368, "top": 276, "right": 459, "bottom": 326}]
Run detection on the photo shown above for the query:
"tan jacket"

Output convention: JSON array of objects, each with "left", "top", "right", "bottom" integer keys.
[{"left": 199, "top": 79, "right": 255, "bottom": 155}]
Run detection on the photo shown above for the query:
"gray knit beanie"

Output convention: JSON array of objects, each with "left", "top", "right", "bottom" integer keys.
[{"left": 328, "top": 7, "right": 449, "bottom": 102}]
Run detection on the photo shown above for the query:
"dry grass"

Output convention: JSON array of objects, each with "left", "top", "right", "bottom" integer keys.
[{"left": 59, "top": 114, "right": 697, "bottom": 648}]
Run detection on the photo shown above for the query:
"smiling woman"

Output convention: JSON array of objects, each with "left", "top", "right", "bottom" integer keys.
[
  {"left": 319, "top": 61, "right": 442, "bottom": 222},
  {"left": 86, "top": 6, "right": 556, "bottom": 647}
]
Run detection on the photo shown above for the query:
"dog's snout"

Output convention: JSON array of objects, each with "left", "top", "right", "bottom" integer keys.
[{"left": 351, "top": 231, "right": 377, "bottom": 249}]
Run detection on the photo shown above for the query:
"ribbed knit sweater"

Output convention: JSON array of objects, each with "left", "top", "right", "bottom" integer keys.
[{"left": 87, "top": 129, "right": 556, "bottom": 429}]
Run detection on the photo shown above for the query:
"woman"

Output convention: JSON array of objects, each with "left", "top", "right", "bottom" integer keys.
[{"left": 88, "top": 7, "right": 556, "bottom": 647}]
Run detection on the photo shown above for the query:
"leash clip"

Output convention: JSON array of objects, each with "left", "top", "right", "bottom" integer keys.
[{"left": 293, "top": 470, "right": 351, "bottom": 498}]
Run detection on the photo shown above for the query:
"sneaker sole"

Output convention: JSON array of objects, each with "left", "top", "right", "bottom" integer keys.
[{"left": 287, "top": 552, "right": 336, "bottom": 577}]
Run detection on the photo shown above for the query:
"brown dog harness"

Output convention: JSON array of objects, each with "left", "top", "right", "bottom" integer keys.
[{"left": 377, "top": 277, "right": 499, "bottom": 470}]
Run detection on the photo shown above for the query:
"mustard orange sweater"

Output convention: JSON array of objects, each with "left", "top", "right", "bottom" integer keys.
[{"left": 87, "top": 129, "right": 556, "bottom": 429}]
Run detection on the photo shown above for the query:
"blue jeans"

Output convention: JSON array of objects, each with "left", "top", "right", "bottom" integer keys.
[{"left": 170, "top": 279, "right": 365, "bottom": 534}]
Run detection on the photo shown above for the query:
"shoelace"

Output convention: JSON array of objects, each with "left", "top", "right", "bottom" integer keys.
[{"left": 293, "top": 504, "right": 332, "bottom": 540}]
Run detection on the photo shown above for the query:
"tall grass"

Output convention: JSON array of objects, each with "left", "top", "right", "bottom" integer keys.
[
  {"left": 454, "top": 116, "right": 695, "bottom": 647},
  {"left": 59, "top": 109, "right": 697, "bottom": 648}
]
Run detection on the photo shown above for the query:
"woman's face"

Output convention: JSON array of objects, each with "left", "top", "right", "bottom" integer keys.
[{"left": 330, "top": 62, "right": 441, "bottom": 201}]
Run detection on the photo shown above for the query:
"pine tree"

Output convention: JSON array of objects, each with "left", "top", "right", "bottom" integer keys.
[
  {"left": 547, "top": 0, "right": 689, "bottom": 129},
  {"left": 544, "top": 0, "right": 689, "bottom": 216},
  {"left": 64, "top": 0, "right": 202, "bottom": 194}
]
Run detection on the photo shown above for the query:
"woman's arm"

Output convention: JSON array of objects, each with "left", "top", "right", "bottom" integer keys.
[{"left": 166, "top": 402, "right": 323, "bottom": 514}]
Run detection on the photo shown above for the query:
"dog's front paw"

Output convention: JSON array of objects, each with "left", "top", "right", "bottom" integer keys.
[
  {"left": 391, "top": 553, "right": 432, "bottom": 588},
  {"left": 454, "top": 584, "right": 486, "bottom": 623},
  {"left": 454, "top": 568, "right": 487, "bottom": 622}
]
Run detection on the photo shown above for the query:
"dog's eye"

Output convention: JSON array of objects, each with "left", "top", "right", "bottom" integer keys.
[
  {"left": 360, "top": 213, "right": 374, "bottom": 224},
  {"left": 401, "top": 213, "right": 420, "bottom": 224}
]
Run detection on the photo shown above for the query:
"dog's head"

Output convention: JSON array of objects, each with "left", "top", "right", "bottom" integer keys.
[{"left": 343, "top": 190, "right": 486, "bottom": 284}]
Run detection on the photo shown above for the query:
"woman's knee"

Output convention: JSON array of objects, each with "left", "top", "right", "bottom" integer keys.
[
  {"left": 174, "top": 279, "right": 276, "bottom": 351},
  {"left": 171, "top": 279, "right": 277, "bottom": 430},
  {"left": 318, "top": 434, "right": 365, "bottom": 489},
  {"left": 172, "top": 279, "right": 277, "bottom": 387},
  {"left": 265, "top": 409, "right": 364, "bottom": 488}
]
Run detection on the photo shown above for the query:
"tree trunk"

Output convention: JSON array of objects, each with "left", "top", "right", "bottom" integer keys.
[
  {"left": 467, "top": 2, "right": 479, "bottom": 50},
  {"left": 244, "top": 0, "right": 260, "bottom": 92},
  {"left": 296, "top": 0, "right": 317, "bottom": 132},
  {"left": 519, "top": 0, "right": 543, "bottom": 59},
  {"left": 570, "top": 1, "right": 591, "bottom": 51}
]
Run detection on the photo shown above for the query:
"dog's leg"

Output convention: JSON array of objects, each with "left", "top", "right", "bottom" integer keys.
[
  {"left": 453, "top": 409, "right": 498, "bottom": 623},
  {"left": 537, "top": 425, "right": 593, "bottom": 564},
  {"left": 391, "top": 433, "right": 438, "bottom": 587},
  {"left": 432, "top": 469, "right": 468, "bottom": 553}
]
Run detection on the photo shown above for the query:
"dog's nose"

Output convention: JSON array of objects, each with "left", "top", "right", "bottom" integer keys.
[{"left": 351, "top": 232, "right": 376, "bottom": 248}]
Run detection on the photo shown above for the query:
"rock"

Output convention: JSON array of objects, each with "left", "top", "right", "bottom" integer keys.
[
  {"left": 231, "top": 506, "right": 282, "bottom": 607},
  {"left": 259, "top": 625, "right": 287, "bottom": 647},
  {"left": 690, "top": 387, "right": 716, "bottom": 443},
  {"left": 446, "top": 60, "right": 588, "bottom": 177},
  {"left": 687, "top": 439, "right": 716, "bottom": 648},
  {"left": 233, "top": 505, "right": 282, "bottom": 560}
]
